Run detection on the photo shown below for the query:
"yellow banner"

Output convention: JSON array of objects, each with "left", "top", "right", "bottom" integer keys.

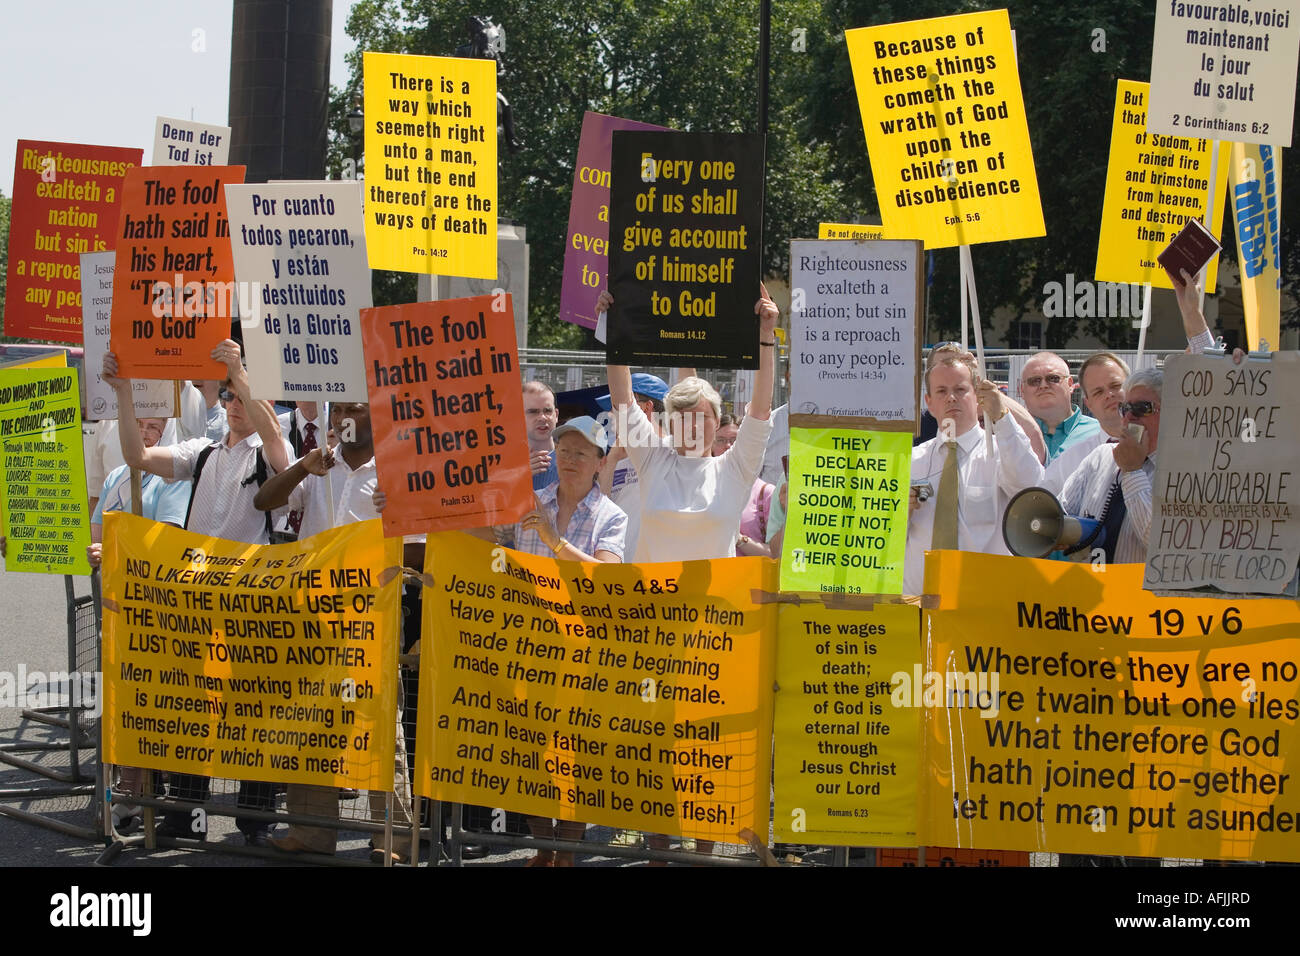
[
  {"left": 417, "top": 533, "right": 776, "bottom": 842},
  {"left": 1095, "top": 80, "right": 1230, "bottom": 290},
  {"left": 1230, "top": 142, "right": 1282, "bottom": 352},
  {"left": 773, "top": 601, "right": 919, "bottom": 845},
  {"left": 363, "top": 51, "right": 498, "bottom": 277},
  {"left": 846, "top": 10, "right": 1045, "bottom": 248},
  {"left": 818, "top": 222, "right": 887, "bottom": 240},
  {"left": 921, "top": 552, "right": 1300, "bottom": 862},
  {"left": 102, "top": 513, "right": 402, "bottom": 789}
]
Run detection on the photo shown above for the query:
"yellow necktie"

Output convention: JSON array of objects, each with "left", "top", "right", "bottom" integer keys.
[{"left": 931, "top": 440, "right": 959, "bottom": 551}]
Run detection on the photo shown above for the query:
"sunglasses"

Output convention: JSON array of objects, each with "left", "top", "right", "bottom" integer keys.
[
  {"left": 1119, "top": 400, "right": 1158, "bottom": 418},
  {"left": 218, "top": 387, "right": 239, "bottom": 404},
  {"left": 1024, "top": 374, "right": 1065, "bottom": 388}
]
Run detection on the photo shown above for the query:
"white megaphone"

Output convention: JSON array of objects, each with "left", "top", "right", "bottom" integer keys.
[{"left": 1002, "top": 487, "right": 1103, "bottom": 559}]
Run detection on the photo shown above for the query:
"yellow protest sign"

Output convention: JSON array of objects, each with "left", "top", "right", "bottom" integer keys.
[
  {"left": 102, "top": 514, "right": 402, "bottom": 790},
  {"left": 773, "top": 601, "right": 919, "bottom": 845},
  {"left": 845, "top": 10, "right": 1044, "bottom": 248},
  {"left": 818, "top": 222, "right": 886, "bottom": 240},
  {"left": 363, "top": 51, "right": 497, "bottom": 277},
  {"left": 920, "top": 551, "right": 1300, "bottom": 862},
  {"left": 1095, "top": 80, "right": 1230, "bottom": 290},
  {"left": 417, "top": 533, "right": 776, "bottom": 842},
  {"left": 1230, "top": 142, "right": 1282, "bottom": 352}
]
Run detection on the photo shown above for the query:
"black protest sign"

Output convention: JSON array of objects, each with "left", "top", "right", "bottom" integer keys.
[{"left": 607, "top": 132, "right": 765, "bottom": 369}]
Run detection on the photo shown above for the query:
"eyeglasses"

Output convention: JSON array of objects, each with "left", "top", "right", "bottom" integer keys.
[
  {"left": 218, "top": 387, "right": 239, "bottom": 404},
  {"left": 1119, "top": 400, "right": 1158, "bottom": 418},
  {"left": 1024, "top": 374, "right": 1065, "bottom": 388}
]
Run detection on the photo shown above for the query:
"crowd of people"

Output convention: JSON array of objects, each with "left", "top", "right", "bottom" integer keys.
[{"left": 0, "top": 265, "right": 1246, "bottom": 864}]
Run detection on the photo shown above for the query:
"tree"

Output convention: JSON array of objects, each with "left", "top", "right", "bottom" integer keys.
[
  {"left": 0, "top": 190, "right": 14, "bottom": 344},
  {"left": 333, "top": 0, "right": 848, "bottom": 346}
]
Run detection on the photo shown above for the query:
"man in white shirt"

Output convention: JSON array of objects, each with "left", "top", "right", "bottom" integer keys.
[{"left": 905, "top": 344, "right": 1044, "bottom": 595}]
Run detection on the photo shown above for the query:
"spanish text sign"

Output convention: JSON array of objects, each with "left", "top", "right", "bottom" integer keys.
[
  {"left": 363, "top": 51, "right": 498, "bottom": 277},
  {"left": 921, "top": 551, "right": 1300, "bottom": 862},
  {"left": 779, "top": 428, "right": 911, "bottom": 596},
  {"left": 362, "top": 295, "right": 531, "bottom": 536},
  {"left": 110, "top": 165, "right": 245, "bottom": 380},
  {"left": 102, "top": 514, "right": 401, "bottom": 789},
  {"left": 789, "top": 239, "right": 922, "bottom": 423},
  {"left": 225, "top": 182, "right": 372, "bottom": 402},
  {"left": 773, "top": 602, "right": 920, "bottom": 845},
  {"left": 3, "top": 140, "right": 141, "bottom": 342},
  {"left": 1145, "top": 352, "right": 1300, "bottom": 595},
  {"left": 845, "top": 10, "right": 1044, "bottom": 248},
  {"left": 1096, "top": 81, "right": 1230, "bottom": 289},
  {"left": 416, "top": 533, "right": 777, "bottom": 842},
  {"left": 1147, "top": 0, "right": 1300, "bottom": 146},
  {"left": 560, "top": 111, "right": 669, "bottom": 329},
  {"left": 607, "top": 131, "right": 765, "bottom": 368},
  {"left": 0, "top": 366, "right": 92, "bottom": 576}
]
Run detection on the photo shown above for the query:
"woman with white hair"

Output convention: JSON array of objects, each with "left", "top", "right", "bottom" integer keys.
[{"left": 599, "top": 287, "right": 779, "bottom": 562}]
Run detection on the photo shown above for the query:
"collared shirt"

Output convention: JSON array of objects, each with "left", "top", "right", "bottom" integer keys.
[
  {"left": 904, "top": 414, "right": 1044, "bottom": 595},
  {"left": 285, "top": 452, "right": 379, "bottom": 539},
  {"left": 1059, "top": 443, "right": 1155, "bottom": 565},
  {"left": 624, "top": 402, "right": 772, "bottom": 562},
  {"left": 93, "top": 465, "right": 191, "bottom": 527},
  {"left": 511, "top": 481, "right": 627, "bottom": 560},
  {"left": 172, "top": 433, "right": 292, "bottom": 543},
  {"left": 1037, "top": 405, "right": 1102, "bottom": 461}
]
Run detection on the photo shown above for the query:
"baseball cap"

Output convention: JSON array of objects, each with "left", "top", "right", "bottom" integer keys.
[
  {"left": 551, "top": 415, "right": 610, "bottom": 454},
  {"left": 594, "top": 372, "right": 669, "bottom": 411}
]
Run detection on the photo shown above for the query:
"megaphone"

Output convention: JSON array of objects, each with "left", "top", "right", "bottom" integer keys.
[{"left": 1002, "top": 487, "right": 1103, "bottom": 559}]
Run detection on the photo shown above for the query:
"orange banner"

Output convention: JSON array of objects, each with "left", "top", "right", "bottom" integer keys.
[
  {"left": 110, "top": 166, "right": 245, "bottom": 380},
  {"left": 363, "top": 295, "right": 532, "bottom": 535},
  {"left": 3, "top": 140, "right": 141, "bottom": 342}
]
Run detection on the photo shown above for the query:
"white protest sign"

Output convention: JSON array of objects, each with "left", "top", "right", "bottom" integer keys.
[
  {"left": 224, "top": 183, "right": 372, "bottom": 402},
  {"left": 1145, "top": 352, "right": 1300, "bottom": 595},
  {"left": 788, "top": 239, "right": 922, "bottom": 426},
  {"left": 152, "top": 117, "right": 232, "bottom": 166},
  {"left": 79, "top": 251, "right": 177, "bottom": 421},
  {"left": 1147, "top": 3, "right": 1300, "bottom": 146}
]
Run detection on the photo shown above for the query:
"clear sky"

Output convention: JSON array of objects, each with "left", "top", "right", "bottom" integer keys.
[{"left": 0, "top": 0, "right": 358, "bottom": 193}]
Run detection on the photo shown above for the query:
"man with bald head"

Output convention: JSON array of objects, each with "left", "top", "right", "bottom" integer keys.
[{"left": 1020, "top": 352, "right": 1102, "bottom": 461}]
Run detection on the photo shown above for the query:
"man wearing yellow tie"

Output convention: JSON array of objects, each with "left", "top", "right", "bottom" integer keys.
[{"left": 904, "top": 344, "right": 1044, "bottom": 595}]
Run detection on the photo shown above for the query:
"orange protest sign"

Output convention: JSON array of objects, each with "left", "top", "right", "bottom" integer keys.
[
  {"left": 110, "top": 166, "right": 245, "bottom": 380},
  {"left": 3, "top": 140, "right": 141, "bottom": 342},
  {"left": 363, "top": 295, "right": 532, "bottom": 535}
]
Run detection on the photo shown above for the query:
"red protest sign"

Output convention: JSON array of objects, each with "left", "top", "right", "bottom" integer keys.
[
  {"left": 363, "top": 295, "right": 532, "bottom": 536},
  {"left": 3, "top": 140, "right": 141, "bottom": 342},
  {"left": 110, "top": 165, "right": 245, "bottom": 380}
]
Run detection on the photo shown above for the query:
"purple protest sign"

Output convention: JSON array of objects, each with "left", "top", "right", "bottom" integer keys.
[{"left": 559, "top": 111, "right": 669, "bottom": 329}]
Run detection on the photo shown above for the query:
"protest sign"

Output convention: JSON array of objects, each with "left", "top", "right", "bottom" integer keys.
[
  {"left": 877, "top": 847, "right": 1029, "bottom": 867},
  {"left": 102, "top": 513, "right": 401, "bottom": 789},
  {"left": 0, "top": 366, "right": 92, "bottom": 575},
  {"left": 921, "top": 551, "right": 1300, "bottom": 862},
  {"left": 788, "top": 239, "right": 922, "bottom": 425},
  {"left": 79, "top": 251, "right": 176, "bottom": 421},
  {"left": 560, "top": 112, "right": 669, "bottom": 329},
  {"left": 845, "top": 10, "right": 1044, "bottom": 248},
  {"left": 110, "top": 165, "right": 245, "bottom": 381},
  {"left": 3, "top": 140, "right": 141, "bottom": 342},
  {"left": 818, "top": 222, "right": 887, "bottom": 240},
  {"left": 363, "top": 52, "right": 497, "bottom": 277},
  {"left": 779, "top": 427, "right": 911, "bottom": 596},
  {"left": 1144, "top": 352, "right": 1300, "bottom": 595},
  {"left": 1229, "top": 143, "right": 1282, "bottom": 352},
  {"left": 607, "top": 131, "right": 765, "bottom": 368},
  {"left": 225, "top": 183, "right": 372, "bottom": 401},
  {"left": 362, "top": 295, "right": 531, "bottom": 536},
  {"left": 1095, "top": 81, "right": 1231, "bottom": 290},
  {"left": 773, "top": 602, "right": 919, "bottom": 845},
  {"left": 1147, "top": 1, "right": 1300, "bottom": 146},
  {"left": 152, "top": 117, "right": 232, "bottom": 166},
  {"left": 416, "top": 533, "right": 776, "bottom": 842}
]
